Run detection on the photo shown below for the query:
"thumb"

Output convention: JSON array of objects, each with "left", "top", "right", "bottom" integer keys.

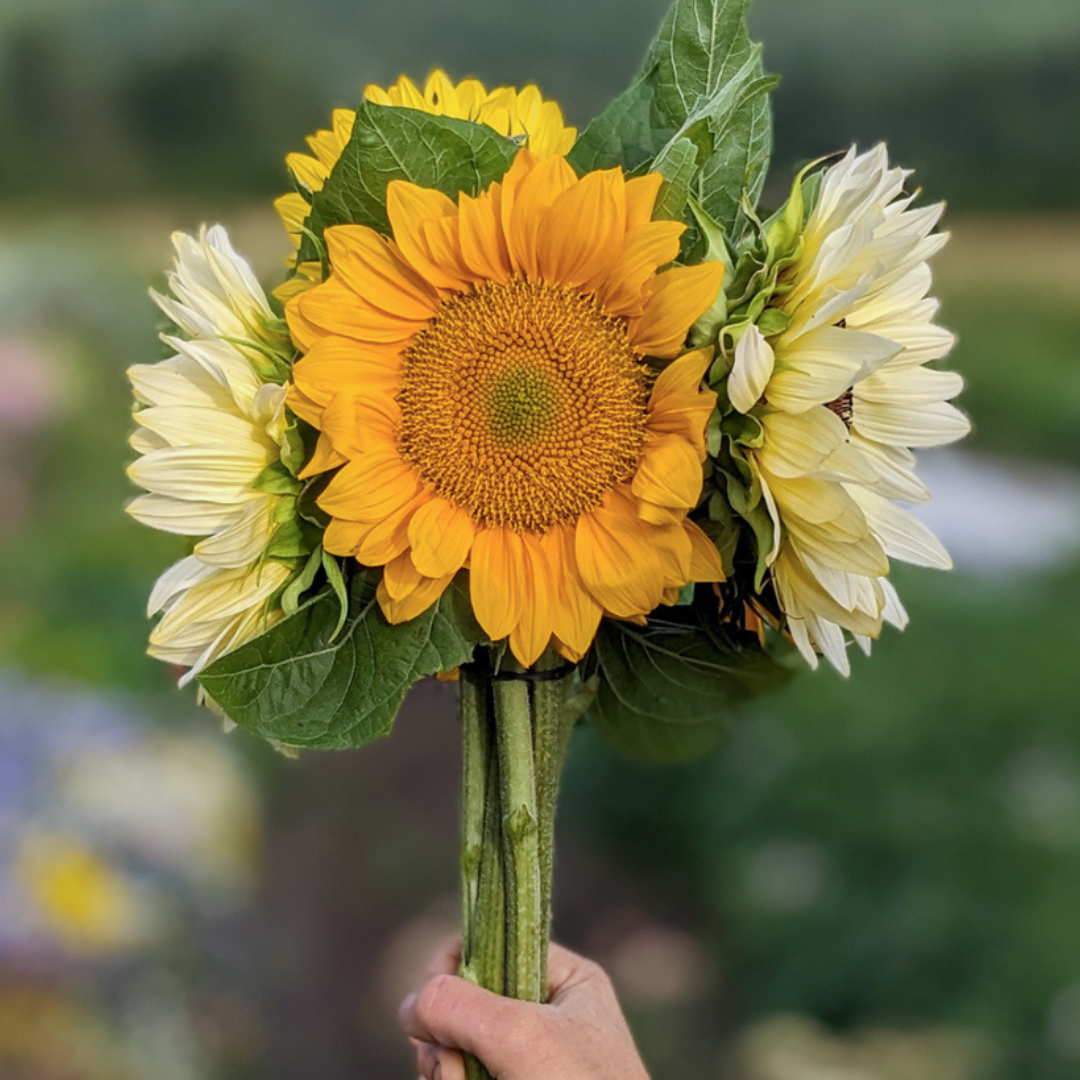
[{"left": 399, "top": 975, "right": 547, "bottom": 1075}]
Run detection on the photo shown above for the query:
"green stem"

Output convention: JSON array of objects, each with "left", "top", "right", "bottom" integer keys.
[
  {"left": 495, "top": 667, "right": 544, "bottom": 1003},
  {"left": 458, "top": 649, "right": 578, "bottom": 1077},
  {"left": 531, "top": 654, "right": 574, "bottom": 995},
  {"left": 460, "top": 675, "right": 487, "bottom": 963}
]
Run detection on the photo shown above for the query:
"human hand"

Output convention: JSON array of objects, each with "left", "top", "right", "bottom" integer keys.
[{"left": 398, "top": 939, "right": 651, "bottom": 1080}]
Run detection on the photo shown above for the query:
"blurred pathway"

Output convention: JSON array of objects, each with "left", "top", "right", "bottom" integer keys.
[{"left": 912, "top": 450, "right": 1080, "bottom": 574}]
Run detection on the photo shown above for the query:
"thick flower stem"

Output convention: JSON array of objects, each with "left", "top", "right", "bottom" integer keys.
[
  {"left": 495, "top": 666, "right": 543, "bottom": 1002},
  {"left": 459, "top": 651, "right": 576, "bottom": 1080}
]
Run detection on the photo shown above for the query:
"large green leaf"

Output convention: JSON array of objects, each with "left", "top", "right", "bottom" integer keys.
[
  {"left": 569, "top": 0, "right": 775, "bottom": 235},
  {"left": 198, "top": 573, "right": 484, "bottom": 750},
  {"left": 587, "top": 597, "right": 791, "bottom": 763},
  {"left": 297, "top": 102, "right": 518, "bottom": 262}
]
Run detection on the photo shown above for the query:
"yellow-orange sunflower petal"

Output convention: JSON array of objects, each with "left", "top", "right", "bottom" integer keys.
[
  {"left": 458, "top": 191, "right": 513, "bottom": 282},
  {"left": 596, "top": 220, "right": 686, "bottom": 316},
  {"left": 290, "top": 276, "right": 430, "bottom": 347},
  {"left": 537, "top": 169, "right": 625, "bottom": 288},
  {"left": 386, "top": 181, "right": 469, "bottom": 292},
  {"left": 631, "top": 432, "right": 705, "bottom": 510},
  {"left": 299, "top": 433, "right": 347, "bottom": 480},
  {"left": 290, "top": 335, "right": 402, "bottom": 412},
  {"left": 470, "top": 528, "right": 526, "bottom": 641},
  {"left": 540, "top": 527, "right": 603, "bottom": 659},
  {"left": 628, "top": 262, "right": 726, "bottom": 358},
  {"left": 684, "top": 520, "right": 726, "bottom": 582},
  {"left": 318, "top": 448, "right": 421, "bottom": 523},
  {"left": 647, "top": 347, "right": 716, "bottom": 453},
  {"left": 324, "top": 226, "right": 440, "bottom": 322},
  {"left": 319, "top": 388, "right": 400, "bottom": 459},
  {"left": 507, "top": 535, "right": 555, "bottom": 668},
  {"left": 377, "top": 554, "right": 455, "bottom": 623},
  {"left": 625, "top": 173, "right": 664, "bottom": 229},
  {"left": 407, "top": 497, "right": 477, "bottom": 579},
  {"left": 574, "top": 496, "right": 666, "bottom": 619}
]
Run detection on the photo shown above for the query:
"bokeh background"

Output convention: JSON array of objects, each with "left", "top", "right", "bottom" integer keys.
[{"left": 1, "top": 0, "right": 1079, "bottom": 1077}]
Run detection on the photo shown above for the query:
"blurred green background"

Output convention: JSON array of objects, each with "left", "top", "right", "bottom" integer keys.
[{"left": 1, "top": 1, "right": 1079, "bottom": 1078}]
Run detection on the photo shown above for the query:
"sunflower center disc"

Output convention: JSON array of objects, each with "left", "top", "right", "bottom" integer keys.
[{"left": 397, "top": 279, "right": 650, "bottom": 532}]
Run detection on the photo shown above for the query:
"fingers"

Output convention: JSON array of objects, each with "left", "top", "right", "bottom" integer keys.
[
  {"left": 413, "top": 1039, "right": 466, "bottom": 1080},
  {"left": 399, "top": 974, "right": 547, "bottom": 1076}
]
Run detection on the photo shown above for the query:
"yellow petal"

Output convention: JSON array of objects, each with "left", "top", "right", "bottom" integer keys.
[
  {"left": 318, "top": 447, "right": 420, "bottom": 523},
  {"left": 386, "top": 181, "right": 470, "bottom": 292},
  {"left": 537, "top": 169, "right": 625, "bottom": 288},
  {"left": 631, "top": 432, "right": 704, "bottom": 510},
  {"left": 625, "top": 173, "right": 664, "bottom": 229},
  {"left": 407, "top": 497, "right": 477, "bottom": 578},
  {"left": 458, "top": 191, "right": 513, "bottom": 282},
  {"left": 628, "top": 262, "right": 725, "bottom": 358},
  {"left": 324, "top": 226, "right": 440, "bottom": 321},
  {"left": 470, "top": 528, "right": 526, "bottom": 640},
  {"left": 507, "top": 535, "right": 555, "bottom": 667},
  {"left": 646, "top": 347, "right": 716, "bottom": 453},
  {"left": 594, "top": 221, "right": 686, "bottom": 316},
  {"left": 574, "top": 496, "right": 666, "bottom": 619},
  {"left": 540, "top": 527, "right": 603, "bottom": 658},
  {"left": 684, "top": 520, "right": 726, "bottom": 582},
  {"left": 377, "top": 555, "right": 454, "bottom": 623}
]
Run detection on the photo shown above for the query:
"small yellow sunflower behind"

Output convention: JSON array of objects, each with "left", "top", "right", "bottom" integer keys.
[
  {"left": 274, "top": 70, "right": 577, "bottom": 298},
  {"left": 286, "top": 149, "right": 727, "bottom": 666}
]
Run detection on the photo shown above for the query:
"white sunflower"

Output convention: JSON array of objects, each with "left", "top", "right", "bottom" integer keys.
[
  {"left": 727, "top": 145, "right": 971, "bottom": 674},
  {"left": 127, "top": 226, "right": 298, "bottom": 684}
]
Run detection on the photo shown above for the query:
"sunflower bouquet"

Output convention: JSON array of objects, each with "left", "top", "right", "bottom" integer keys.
[{"left": 126, "top": 0, "right": 968, "bottom": 1068}]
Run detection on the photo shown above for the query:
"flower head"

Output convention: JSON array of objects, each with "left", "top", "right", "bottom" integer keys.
[
  {"left": 288, "top": 149, "right": 726, "bottom": 666},
  {"left": 128, "top": 227, "right": 301, "bottom": 683},
  {"left": 275, "top": 70, "right": 577, "bottom": 298},
  {"left": 725, "top": 145, "right": 970, "bottom": 674}
]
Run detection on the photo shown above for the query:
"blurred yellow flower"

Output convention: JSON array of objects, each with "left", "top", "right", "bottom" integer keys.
[{"left": 15, "top": 834, "right": 148, "bottom": 954}]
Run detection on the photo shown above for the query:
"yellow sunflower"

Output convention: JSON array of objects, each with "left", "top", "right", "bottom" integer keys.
[
  {"left": 274, "top": 70, "right": 577, "bottom": 300},
  {"left": 286, "top": 149, "right": 726, "bottom": 666}
]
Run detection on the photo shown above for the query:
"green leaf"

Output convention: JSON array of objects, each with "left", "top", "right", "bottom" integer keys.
[
  {"left": 568, "top": 82, "right": 672, "bottom": 175},
  {"left": 298, "top": 103, "right": 518, "bottom": 262},
  {"left": 570, "top": 0, "right": 775, "bottom": 237},
  {"left": 587, "top": 598, "right": 790, "bottom": 763},
  {"left": 652, "top": 137, "right": 702, "bottom": 221},
  {"left": 198, "top": 572, "right": 485, "bottom": 750}
]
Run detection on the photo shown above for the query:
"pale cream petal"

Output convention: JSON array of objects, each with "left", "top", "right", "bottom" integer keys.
[{"left": 729, "top": 325, "right": 775, "bottom": 414}]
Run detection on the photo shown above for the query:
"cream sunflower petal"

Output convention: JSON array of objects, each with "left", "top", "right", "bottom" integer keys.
[{"left": 729, "top": 325, "right": 776, "bottom": 414}]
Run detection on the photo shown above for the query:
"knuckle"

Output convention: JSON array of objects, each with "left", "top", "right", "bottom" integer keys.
[{"left": 416, "top": 974, "right": 454, "bottom": 1027}]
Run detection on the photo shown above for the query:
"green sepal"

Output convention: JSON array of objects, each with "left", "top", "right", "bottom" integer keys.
[
  {"left": 721, "top": 470, "right": 775, "bottom": 591},
  {"left": 298, "top": 102, "right": 519, "bottom": 262},
  {"left": 253, "top": 460, "right": 303, "bottom": 497},
  {"left": 197, "top": 571, "right": 486, "bottom": 751},
  {"left": 585, "top": 594, "right": 792, "bottom": 764},
  {"left": 221, "top": 334, "right": 294, "bottom": 385},
  {"left": 322, "top": 549, "right": 349, "bottom": 642},
  {"left": 722, "top": 410, "right": 765, "bottom": 450},
  {"left": 262, "top": 497, "right": 324, "bottom": 561},
  {"left": 280, "top": 547, "right": 324, "bottom": 617},
  {"left": 280, "top": 412, "right": 318, "bottom": 480}
]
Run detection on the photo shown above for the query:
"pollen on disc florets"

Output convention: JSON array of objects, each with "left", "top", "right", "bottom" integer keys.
[{"left": 397, "top": 278, "right": 651, "bottom": 533}]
